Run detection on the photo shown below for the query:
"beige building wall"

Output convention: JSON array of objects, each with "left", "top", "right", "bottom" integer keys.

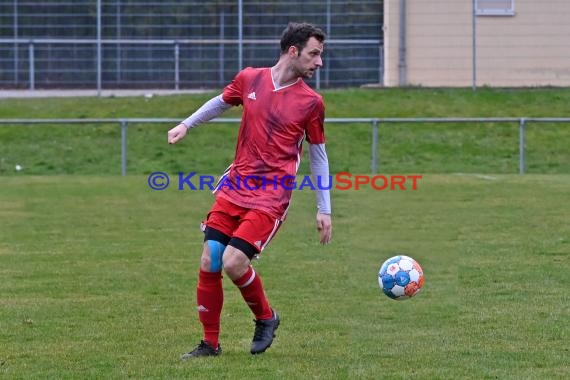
[{"left": 384, "top": 0, "right": 570, "bottom": 87}]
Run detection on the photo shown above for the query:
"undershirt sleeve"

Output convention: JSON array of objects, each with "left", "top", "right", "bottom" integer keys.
[
  {"left": 181, "top": 94, "right": 232, "bottom": 129},
  {"left": 309, "top": 143, "right": 332, "bottom": 215}
]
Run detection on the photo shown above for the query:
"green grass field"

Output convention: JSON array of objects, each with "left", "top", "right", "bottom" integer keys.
[
  {"left": 0, "top": 174, "right": 568, "bottom": 379},
  {"left": 1, "top": 88, "right": 569, "bottom": 378},
  {"left": 1, "top": 88, "right": 569, "bottom": 175}
]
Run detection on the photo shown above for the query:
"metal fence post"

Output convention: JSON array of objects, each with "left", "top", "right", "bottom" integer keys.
[
  {"left": 472, "top": 0, "right": 477, "bottom": 91},
  {"left": 371, "top": 119, "right": 379, "bottom": 174},
  {"left": 238, "top": 0, "right": 243, "bottom": 70},
  {"left": 13, "top": 0, "right": 19, "bottom": 85},
  {"left": 174, "top": 41, "right": 180, "bottom": 90},
  {"left": 379, "top": 45, "right": 384, "bottom": 86},
  {"left": 519, "top": 118, "right": 526, "bottom": 175},
  {"left": 96, "top": 0, "right": 102, "bottom": 96},
  {"left": 219, "top": 12, "right": 225, "bottom": 86},
  {"left": 121, "top": 120, "right": 128, "bottom": 176},
  {"left": 28, "top": 40, "right": 34, "bottom": 90},
  {"left": 398, "top": 0, "right": 407, "bottom": 86}
]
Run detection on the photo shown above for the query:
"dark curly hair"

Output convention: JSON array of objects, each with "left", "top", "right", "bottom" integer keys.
[{"left": 279, "top": 22, "right": 326, "bottom": 55}]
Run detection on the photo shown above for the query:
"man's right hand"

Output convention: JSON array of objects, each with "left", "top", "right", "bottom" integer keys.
[{"left": 168, "top": 123, "right": 188, "bottom": 144}]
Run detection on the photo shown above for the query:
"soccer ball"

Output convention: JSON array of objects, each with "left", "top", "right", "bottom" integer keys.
[{"left": 378, "top": 255, "right": 424, "bottom": 300}]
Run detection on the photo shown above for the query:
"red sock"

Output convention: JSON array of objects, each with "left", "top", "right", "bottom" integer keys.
[
  {"left": 196, "top": 269, "right": 223, "bottom": 348},
  {"left": 233, "top": 266, "right": 273, "bottom": 320}
]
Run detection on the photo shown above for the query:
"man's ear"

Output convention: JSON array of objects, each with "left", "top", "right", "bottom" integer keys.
[{"left": 288, "top": 45, "right": 299, "bottom": 57}]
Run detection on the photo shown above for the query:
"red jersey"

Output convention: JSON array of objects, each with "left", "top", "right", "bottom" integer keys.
[{"left": 214, "top": 67, "right": 326, "bottom": 220}]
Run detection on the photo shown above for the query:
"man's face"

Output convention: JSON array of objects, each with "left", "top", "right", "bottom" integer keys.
[{"left": 292, "top": 37, "right": 324, "bottom": 79}]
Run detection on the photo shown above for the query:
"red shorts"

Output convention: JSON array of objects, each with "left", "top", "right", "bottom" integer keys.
[{"left": 203, "top": 196, "right": 282, "bottom": 253}]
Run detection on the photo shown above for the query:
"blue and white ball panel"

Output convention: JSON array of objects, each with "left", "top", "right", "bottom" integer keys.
[
  {"left": 379, "top": 255, "right": 401, "bottom": 275},
  {"left": 391, "top": 285, "right": 406, "bottom": 298},
  {"left": 379, "top": 273, "right": 395, "bottom": 290},
  {"left": 394, "top": 271, "right": 410, "bottom": 286},
  {"left": 408, "top": 269, "right": 420, "bottom": 283},
  {"left": 397, "top": 258, "right": 413, "bottom": 271}
]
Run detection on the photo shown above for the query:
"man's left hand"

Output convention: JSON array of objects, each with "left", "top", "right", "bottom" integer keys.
[{"left": 316, "top": 213, "right": 332, "bottom": 245}]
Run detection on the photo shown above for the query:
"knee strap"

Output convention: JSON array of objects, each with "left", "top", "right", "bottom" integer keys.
[{"left": 207, "top": 240, "right": 226, "bottom": 272}]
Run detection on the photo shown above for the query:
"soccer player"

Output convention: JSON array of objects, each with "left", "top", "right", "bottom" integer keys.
[{"left": 168, "top": 22, "right": 332, "bottom": 358}]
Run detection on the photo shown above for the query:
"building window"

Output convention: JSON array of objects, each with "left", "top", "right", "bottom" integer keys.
[{"left": 476, "top": 0, "right": 515, "bottom": 16}]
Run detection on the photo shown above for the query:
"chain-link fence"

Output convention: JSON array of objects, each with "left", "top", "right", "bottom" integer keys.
[{"left": 0, "top": 0, "right": 383, "bottom": 90}]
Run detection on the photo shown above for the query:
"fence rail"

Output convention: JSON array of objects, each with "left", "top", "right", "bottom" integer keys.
[
  {"left": 1, "top": 117, "right": 569, "bottom": 176},
  {"left": 0, "top": 38, "right": 382, "bottom": 91}
]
